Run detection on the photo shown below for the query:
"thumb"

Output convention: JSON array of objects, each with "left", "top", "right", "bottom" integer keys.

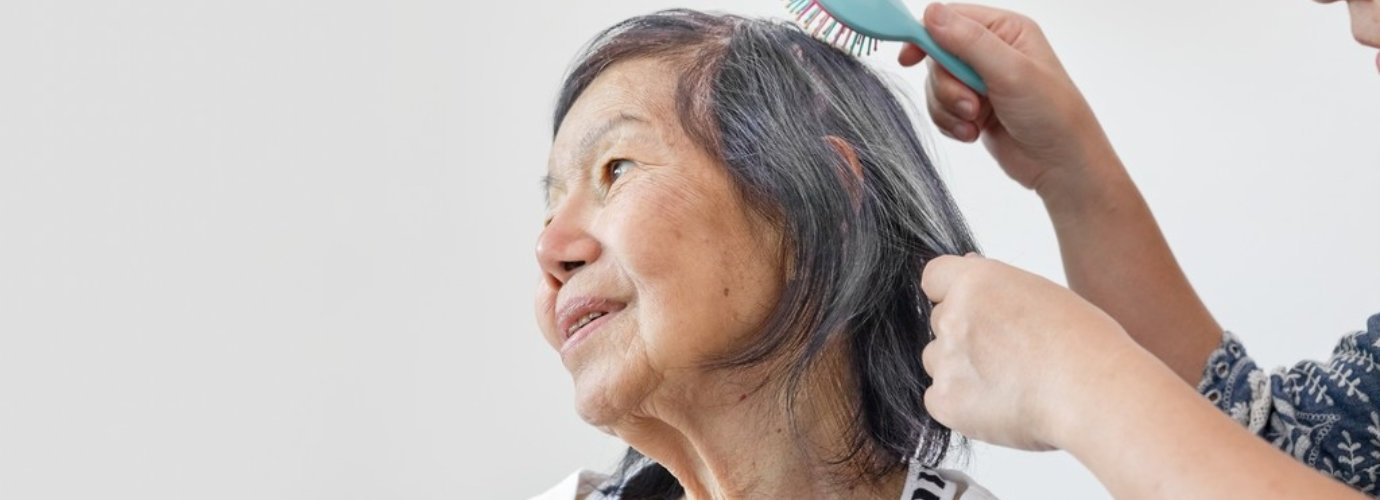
[{"left": 923, "top": 3, "right": 1029, "bottom": 89}]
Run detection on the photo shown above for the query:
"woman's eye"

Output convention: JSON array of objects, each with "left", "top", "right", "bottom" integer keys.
[{"left": 606, "top": 159, "right": 633, "bottom": 182}]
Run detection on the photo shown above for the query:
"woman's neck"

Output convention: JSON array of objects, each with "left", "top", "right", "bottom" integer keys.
[{"left": 609, "top": 358, "right": 907, "bottom": 500}]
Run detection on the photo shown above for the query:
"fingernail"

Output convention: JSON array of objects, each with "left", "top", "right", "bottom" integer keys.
[
  {"left": 955, "top": 100, "right": 975, "bottom": 119},
  {"left": 929, "top": 3, "right": 952, "bottom": 27}
]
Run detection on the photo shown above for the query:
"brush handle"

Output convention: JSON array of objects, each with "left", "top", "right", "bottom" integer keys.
[{"left": 907, "top": 25, "right": 987, "bottom": 95}]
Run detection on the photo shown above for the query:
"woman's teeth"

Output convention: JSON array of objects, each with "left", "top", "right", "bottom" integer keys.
[{"left": 568, "top": 311, "right": 607, "bottom": 335}]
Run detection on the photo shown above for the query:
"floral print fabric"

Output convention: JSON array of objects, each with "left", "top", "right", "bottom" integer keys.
[{"left": 1199, "top": 313, "right": 1380, "bottom": 496}]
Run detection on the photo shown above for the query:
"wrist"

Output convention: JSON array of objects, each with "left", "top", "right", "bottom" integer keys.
[
  {"left": 1033, "top": 141, "right": 1134, "bottom": 215},
  {"left": 1037, "top": 326, "right": 1154, "bottom": 451}
]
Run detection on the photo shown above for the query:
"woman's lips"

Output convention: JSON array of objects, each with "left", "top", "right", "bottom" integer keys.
[
  {"left": 554, "top": 296, "right": 627, "bottom": 353},
  {"left": 561, "top": 310, "right": 618, "bottom": 355}
]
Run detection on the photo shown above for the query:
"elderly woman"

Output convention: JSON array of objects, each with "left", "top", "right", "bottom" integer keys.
[{"left": 532, "top": 9, "right": 996, "bottom": 500}]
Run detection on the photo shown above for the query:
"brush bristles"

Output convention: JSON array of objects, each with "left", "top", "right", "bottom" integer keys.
[{"left": 783, "top": 0, "right": 881, "bottom": 57}]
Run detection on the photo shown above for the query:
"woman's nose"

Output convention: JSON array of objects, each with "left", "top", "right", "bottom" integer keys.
[{"left": 536, "top": 211, "right": 601, "bottom": 287}]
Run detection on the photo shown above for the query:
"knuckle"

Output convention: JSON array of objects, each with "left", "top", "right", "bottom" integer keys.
[
  {"left": 931, "top": 253, "right": 960, "bottom": 268},
  {"left": 925, "top": 111, "right": 962, "bottom": 136},
  {"left": 921, "top": 343, "right": 940, "bottom": 371},
  {"left": 932, "top": 308, "right": 963, "bottom": 338},
  {"left": 936, "top": 125, "right": 960, "bottom": 141},
  {"left": 925, "top": 78, "right": 947, "bottom": 109},
  {"left": 923, "top": 385, "right": 954, "bottom": 424},
  {"left": 935, "top": 73, "right": 960, "bottom": 99},
  {"left": 990, "top": 57, "right": 1038, "bottom": 89},
  {"left": 921, "top": 255, "right": 948, "bottom": 283},
  {"left": 974, "top": 100, "right": 994, "bottom": 123},
  {"left": 1014, "top": 13, "right": 1039, "bottom": 30},
  {"left": 938, "top": 80, "right": 974, "bottom": 112},
  {"left": 923, "top": 383, "right": 943, "bottom": 406}
]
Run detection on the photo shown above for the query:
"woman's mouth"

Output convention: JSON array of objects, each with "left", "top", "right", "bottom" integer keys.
[
  {"left": 555, "top": 297, "right": 627, "bottom": 354},
  {"left": 563, "top": 310, "right": 617, "bottom": 353},
  {"left": 567, "top": 311, "right": 606, "bottom": 336}
]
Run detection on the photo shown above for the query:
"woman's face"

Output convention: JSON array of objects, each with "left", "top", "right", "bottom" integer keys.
[{"left": 536, "top": 58, "right": 784, "bottom": 427}]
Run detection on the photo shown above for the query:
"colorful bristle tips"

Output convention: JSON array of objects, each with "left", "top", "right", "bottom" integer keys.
[{"left": 785, "top": 0, "right": 882, "bottom": 56}]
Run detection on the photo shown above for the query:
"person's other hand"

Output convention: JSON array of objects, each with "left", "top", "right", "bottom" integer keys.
[
  {"left": 919, "top": 254, "right": 1142, "bottom": 451},
  {"left": 900, "top": 3, "right": 1117, "bottom": 199}
]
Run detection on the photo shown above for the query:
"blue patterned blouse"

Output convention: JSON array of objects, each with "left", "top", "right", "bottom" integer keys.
[{"left": 1198, "top": 313, "right": 1380, "bottom": 496}]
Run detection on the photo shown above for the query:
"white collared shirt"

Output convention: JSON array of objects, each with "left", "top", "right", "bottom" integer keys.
[{"left": 530, "top": 461, "right": 998, "bottom": 500}]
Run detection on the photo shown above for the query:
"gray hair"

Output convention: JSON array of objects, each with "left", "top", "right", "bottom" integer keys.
[{"left": 553, "top": 9, "right": 979, "bottom": 498}]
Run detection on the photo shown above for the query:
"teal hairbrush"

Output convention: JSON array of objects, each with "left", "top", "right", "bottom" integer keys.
[{"left": 785, "top": 0, "right": 987, "bottom": 95}]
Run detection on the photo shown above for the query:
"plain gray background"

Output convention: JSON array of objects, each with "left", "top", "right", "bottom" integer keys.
[{"left": 0, "top": 0, "right": 1376, "bottom": 498}]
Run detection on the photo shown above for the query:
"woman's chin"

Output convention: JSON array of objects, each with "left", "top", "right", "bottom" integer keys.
[
  {"left": 572, "top": 388, "right": 629, "bottom": 428},
  {"left": 569, "top": 369, "right": 650, "bottom": 429},
  {"left": 564, "top": 335, "right": 658, "bottom": 428}
]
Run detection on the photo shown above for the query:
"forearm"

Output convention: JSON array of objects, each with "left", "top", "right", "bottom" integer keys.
[
  {"left": 1037, "top": 154, "right": 1221, "bottom": 384},
  {"left": 1057, "top": 345, "right": 1365, "bottom": 500}
]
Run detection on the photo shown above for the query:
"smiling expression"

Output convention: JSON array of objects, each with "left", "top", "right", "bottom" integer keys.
[{"left": 535, "top": 58, "right": 786, "bottom": 427}]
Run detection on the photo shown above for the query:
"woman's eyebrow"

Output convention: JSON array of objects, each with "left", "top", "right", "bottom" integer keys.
[
  {"left": 540, "top": 169, "right": 563, "bottom": 209},
  {"left": 575, "top": 112, "right": 648, "bottom": 162}
]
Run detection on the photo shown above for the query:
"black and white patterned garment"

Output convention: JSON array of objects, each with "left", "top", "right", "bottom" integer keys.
[
  {"left": 531, "top": 458, "right": 998, "bottom": 500},
  {"left": 1198, "top": 313, "right": 1380, "bottom": 496}
]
